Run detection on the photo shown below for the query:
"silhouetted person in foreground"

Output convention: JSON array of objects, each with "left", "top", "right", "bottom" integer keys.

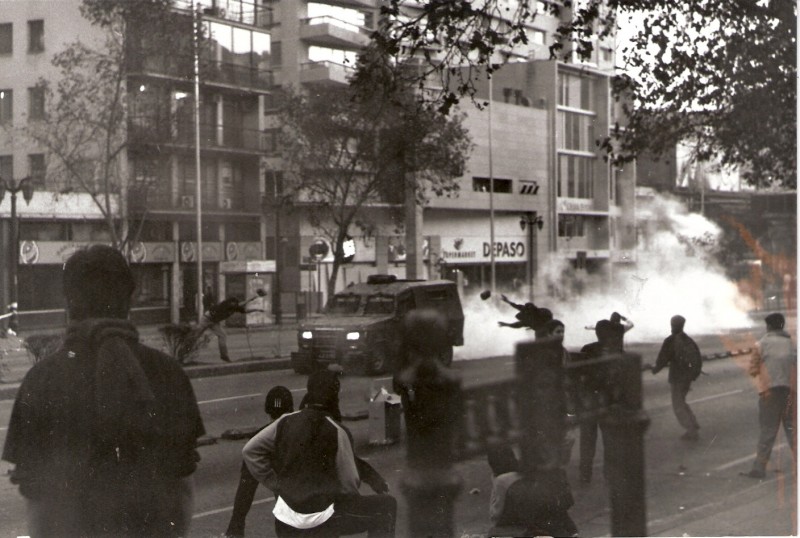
[
  {"left": 742, "top": 313, "right": 796, "bottom": 479},
  {"left": 225, "top": 386, "right": 294, "bottom": 538},
  {"left": 651, "top": 315, "right": 703, "bottom": 441},
  {"left": 244, "top": 369, "right": 396, "bottom": 537},
  {"left": 2, "top": 245, "right": 205, "bottom": 537}
]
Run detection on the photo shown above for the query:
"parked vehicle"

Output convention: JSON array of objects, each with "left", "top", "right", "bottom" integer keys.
[{"left": 290, "top": 275, "right": 464, "bottom": 375}]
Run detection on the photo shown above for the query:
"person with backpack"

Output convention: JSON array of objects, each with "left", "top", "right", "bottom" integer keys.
[
  {"left": 741, "top": 313, "right": 796, "bottom": 479},
  {"left": 224, "top": 386, "right": 294, "bottom": 538},
  {"left": 651, "top": 315, "right": 703, "bottom": 441}
]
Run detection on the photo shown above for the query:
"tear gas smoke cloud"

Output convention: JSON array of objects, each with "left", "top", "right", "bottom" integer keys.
[{"left": 455, "top": 193, "right": 753, "bottom": 360}]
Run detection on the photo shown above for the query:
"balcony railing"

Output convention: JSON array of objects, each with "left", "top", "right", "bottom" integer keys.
[
  {"left": 174, "top": 0, "right": 273, "bottom": 27},
  {"left": 129, "top": 55, "right": 272, "bottom": 92},
  {"left": 301, "top": 16, "right": 373, "bottom": 37},
  {"left": 128, "top": 117, "right": 266, "bottom": 152}
]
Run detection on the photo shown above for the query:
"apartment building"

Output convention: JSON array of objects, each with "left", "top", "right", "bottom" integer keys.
[
  {"left": 0, "top": 0, "right": 273, "bottom": 328},
  {"left": 267, "top": 0, "right": 635, "bottom": 303}
]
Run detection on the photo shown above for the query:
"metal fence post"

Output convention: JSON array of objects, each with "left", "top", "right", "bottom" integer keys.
[{"left": 398, "top": 359, "right": 463, "bottom": 537}]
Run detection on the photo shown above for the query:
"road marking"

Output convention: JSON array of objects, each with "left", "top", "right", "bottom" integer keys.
[
  {"left": 688, "top": 388, "right": 743, "bottom": 404},
  {"left": 192, "top": 496, "right": 275, "bottom": 519},
  {"left": 198, "top": 388, "right": 306, "bottom": 405},
  {"left": 713, "top": 442, "right": 788, "bottom": 472}
]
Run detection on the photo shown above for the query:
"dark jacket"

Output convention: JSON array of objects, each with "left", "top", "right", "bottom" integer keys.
[
  {"left": 207, "top": 297, "right": 246, "bottom": 323},
  {"left": 653, "top": 331, "right": 702, "bottom": 384}
]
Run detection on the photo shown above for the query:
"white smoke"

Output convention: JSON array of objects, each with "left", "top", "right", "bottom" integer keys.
[{"left": 455, "top": 193, "right": 753, "bottom": 360}]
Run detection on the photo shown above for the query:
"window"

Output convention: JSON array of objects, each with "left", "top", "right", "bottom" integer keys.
[
  {"left": 531, "top": 29, "right": 546, "bottom": 45},
  {"left": 131, "top": 265, "right": 171, "bottom": 307},
  {"left": 0, "top": 89, "right": 12, "bottom": 125},
  {"left": 20, "top": 221, "right": 68, "bottom": 241},
  {"left": 558, "top": 111, "right": 596, "bottom": 152},
  {"left": 558, "top": 72, "right": 594, "bottom": 110},
  {"left": 272, "top": 41, "right": 282, "bottom": 66},
  {"left": 558, "top": 215, "right": 586, "bottom": 238},
  {"left": 0, "top": 23, "right": 12, "bottom": 54},
  {"left": 472, "top": 177, "right": 513, "bottom": 193},
  {"left": 0, "top": 154, "right": 12, "bottom": 180},
  {"left": 28, "top": 20, "right": 44, "bottom": 53},
  {"left": 308, "top": 45, "right": 358, "bottom": 66},
  {"left": 28, "top": 153, "right": 45, "bottom": 187},
  {"left": 558, "top": 154, "right": 594, "bottom": 198},
  {"left": 28, "top": 86, "right": 45, "bottom": 121},
  {"left": 601, "top": 48, "right": 613, "bottom": 63}
]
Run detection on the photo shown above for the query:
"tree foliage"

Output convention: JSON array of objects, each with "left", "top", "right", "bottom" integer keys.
[
  {"left": 275, "top": 56, "right": 472, "bottom": 296},
  {"left": 19, "top": 0, "right": 196, "bottom": 250},
  {"left": 367, "top": 0, "right": 796, "bottom": 188}
]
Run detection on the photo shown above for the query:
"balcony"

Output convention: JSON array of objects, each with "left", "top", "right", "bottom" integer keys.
[
  {"left": 129, "top": 55, "right": 272, "bottom": 93},
  {"left": 174, "top": 0, "right": 273, "bottom": 28},
  {"left": 128, "top": 117, "right": 266, "bottom": 153},
  {"left": 299, "top": 60, "right": 354, "bottom": 86},
  {"left": 300, "top": 16, "right": 372, "bottom": 48}
]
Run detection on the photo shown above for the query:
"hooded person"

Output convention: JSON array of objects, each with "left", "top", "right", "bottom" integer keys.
[
  {"left": 742, "top": 313, "right": 797, "bottom": 479},
  {"left": 225, "top": 386, "right": 294, "bottom": 538},
  {"left": 2, "top": 245, "right": 205, "bottom": 537},
  {"left": 243, "top": 370, "right": 396, "bottom": 537},
  {"left": 652, "top": 315, "right": 703, "bottom": 441}
]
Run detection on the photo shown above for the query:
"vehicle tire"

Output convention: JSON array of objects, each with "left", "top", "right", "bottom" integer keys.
[
  {"left": 439, "top": 346, "right": 454, "bottom": 367},
  {"left": 366, "top": 346, "right": 388, "bottom": 376}
]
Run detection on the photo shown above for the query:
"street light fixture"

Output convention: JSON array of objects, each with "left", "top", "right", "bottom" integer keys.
[
  {"left": 0, "top": 176, "right": 35, "bottom": 311},
  {"left": 519, "top": 213, "right": 544, "bottom": 302}
]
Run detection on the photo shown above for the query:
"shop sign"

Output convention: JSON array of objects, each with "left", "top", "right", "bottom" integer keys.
[
  {"left": 557, "top": 198, "right": 595, "bottom": 213},
  {"left": 439, "top": 236, "right": 527, "bottom": 264},
  {"left": 18, "top": 241, "right": 177, "bottom": 265},
  {"left": 181, "top": 242, "right": 222, "bottom": 262}
]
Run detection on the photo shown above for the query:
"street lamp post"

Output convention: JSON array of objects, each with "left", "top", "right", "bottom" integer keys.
[
  {"left": 0, "top": 176, "right": 34, "bottom": 311},
  {"left": 519, "top": 212, "right": 544, "bottom": 302}
]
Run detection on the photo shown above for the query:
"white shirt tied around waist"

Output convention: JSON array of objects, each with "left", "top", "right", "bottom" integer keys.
[{"left": 273, "top": 495, "right": 335, "bottom": 529}]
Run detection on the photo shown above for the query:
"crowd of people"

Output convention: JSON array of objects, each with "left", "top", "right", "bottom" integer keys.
[{"left": 0, "top": 245, "right": 794, "bottom": 538}]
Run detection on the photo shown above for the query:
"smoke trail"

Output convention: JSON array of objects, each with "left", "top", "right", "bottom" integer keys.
[{"left": 455, "top": 192, "right": 753, "bottom": 360}]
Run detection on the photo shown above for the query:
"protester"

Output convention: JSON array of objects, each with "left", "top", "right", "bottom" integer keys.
[
  {"left": 2, "top": 244, "right": 205, "bottom": 537},
  {"left": 225, "top": 386, "right": 295, "bottom": 538},
  {"left": 651, "top": 315, "right": 703, "bottom": 441},
  {"left": 199, "top": 295, "right": 262, "bottom": 363},
  {"left": 608, "top": 311, "right": 634, "bottom": 351},
  {"left": 497, "top": 294, "right": 553, "bottom": 335},
  {"left": 487, "top": 445, "right": 524, "bottom": 528},
  {"left": 243, "top": 369, "right": 396, "bottom": 537},
  {"left": 576, "top": 319, "right": 615, "bottom": 484},
  {"left": 742, "top": 313, "right": 796, "bottom": 479}
]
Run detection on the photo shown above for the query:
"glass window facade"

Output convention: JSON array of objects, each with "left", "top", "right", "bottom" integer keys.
[
  {"left": 558, "top": 154, "right": 594, "bottom": 198},
  {"left": 558, "top": 111, "right": 596, "bottom": 152},
  {"left": 132, "top": 265, "right": 171, "bottom": 307},
  {"left": 27, "top": 19, "right": 44, "bottom": 53},
  {"left": 558, "top": 72, "right": 594, "bottom": 110},
  {"left": 558, "top": 215, "right": 586, "bottom": 237}
]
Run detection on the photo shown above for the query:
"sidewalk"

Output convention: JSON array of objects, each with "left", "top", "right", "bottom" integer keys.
[{"left": 0, "top": 322, "right": 300, "bottom": 400}]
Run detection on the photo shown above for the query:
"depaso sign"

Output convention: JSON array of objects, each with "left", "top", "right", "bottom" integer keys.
[{"left": 440, "top": 236, "right": 526, "bottom": 264}]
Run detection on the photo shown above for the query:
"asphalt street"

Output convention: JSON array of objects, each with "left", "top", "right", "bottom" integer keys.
[{"left": 0, "top": 326, "right": 795, "bottom": 537}]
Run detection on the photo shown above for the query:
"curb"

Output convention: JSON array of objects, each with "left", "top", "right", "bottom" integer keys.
[{"left": 0, "top": 356, "right": 293, "bottom": 401}]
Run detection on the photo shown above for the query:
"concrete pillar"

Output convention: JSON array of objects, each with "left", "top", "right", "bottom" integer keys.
[{"left": 171, "top": 220, "right": 180, "bottom": 324}]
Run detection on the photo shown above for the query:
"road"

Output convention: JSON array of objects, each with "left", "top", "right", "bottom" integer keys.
[{"left": 0, "top": 329, "right": 796, "bottom": 537}]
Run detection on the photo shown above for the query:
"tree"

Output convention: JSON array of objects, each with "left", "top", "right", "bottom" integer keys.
[
  {"left": 18, "top": 0, "right": 196, "bottom": 251},
  {"left": 275, "top": 61, "right": 471, "bottom": 297},
  {"left": 367, "top": 1, "right": 796, "bottom": 188}
]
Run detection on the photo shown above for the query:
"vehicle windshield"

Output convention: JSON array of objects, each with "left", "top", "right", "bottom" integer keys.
[
  {"left": 326, "top": 294, "right": 361, "bottom": 314},
  {"left": 363, "top": 294, "right": 395, "bottom": 315}
]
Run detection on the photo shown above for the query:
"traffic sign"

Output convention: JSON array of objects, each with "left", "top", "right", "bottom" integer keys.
[{"left": 309, "top": 238, "right": 329, "bottom": 262}]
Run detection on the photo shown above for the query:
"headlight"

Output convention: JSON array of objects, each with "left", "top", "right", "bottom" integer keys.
[
  {"left": 301, "top": 331, "right": 313, "bottom": 340},
  {"left": 345, "top": 331, "right": 360, "bottom": 341}
]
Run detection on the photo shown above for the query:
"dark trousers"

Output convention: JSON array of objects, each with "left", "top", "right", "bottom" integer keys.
[
  {"left": 670, "top": 379, "right": 699, "bottom": 433},
  {"left": 579, "top": 420, "right": 608, "bottom": 482},
  {"left": 752, "top": 386, "right": 797, "bottom": 473},
  {"left": 225, "top": 461, "right": 260, "bottom": 537},
  {"left": 199, "top": 316, "right": 229, "bottom": 361},
  {"left": 274, "top": 494, "right": 397, "bottom": 538}
]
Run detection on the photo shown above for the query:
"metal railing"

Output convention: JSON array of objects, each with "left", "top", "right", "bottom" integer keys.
[
  {"left": 129, "top": 55, "right": 272, "bottom": 91},
  {"left": 128, "top": 117, "right": 265, "bottom": 152},
  {"left": 174, "top": 0, "right": 273, "bottom": 27},
  {"left": 301, "top": 15, "right": 373, "bottom": 36},
  {"left": 399, "top": 342, "right": 650, "bottom": 537}
]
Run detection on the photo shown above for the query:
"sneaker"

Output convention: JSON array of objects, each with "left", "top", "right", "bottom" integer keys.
[
  {"left": 681, "top": 430, "right": 699, "bottom": 441},
  {"left": 740, "top": 469, "right": 766, "bottom": 479}
]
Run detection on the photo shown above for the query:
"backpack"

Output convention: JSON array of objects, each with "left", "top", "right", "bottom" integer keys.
[{"left": 674, "top": 333, "right": 703, "bottom": 380}]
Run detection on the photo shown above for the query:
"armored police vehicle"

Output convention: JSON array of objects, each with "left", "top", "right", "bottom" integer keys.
[{"left": 290, "top": 275, "right": 464, "bottom": 375}]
